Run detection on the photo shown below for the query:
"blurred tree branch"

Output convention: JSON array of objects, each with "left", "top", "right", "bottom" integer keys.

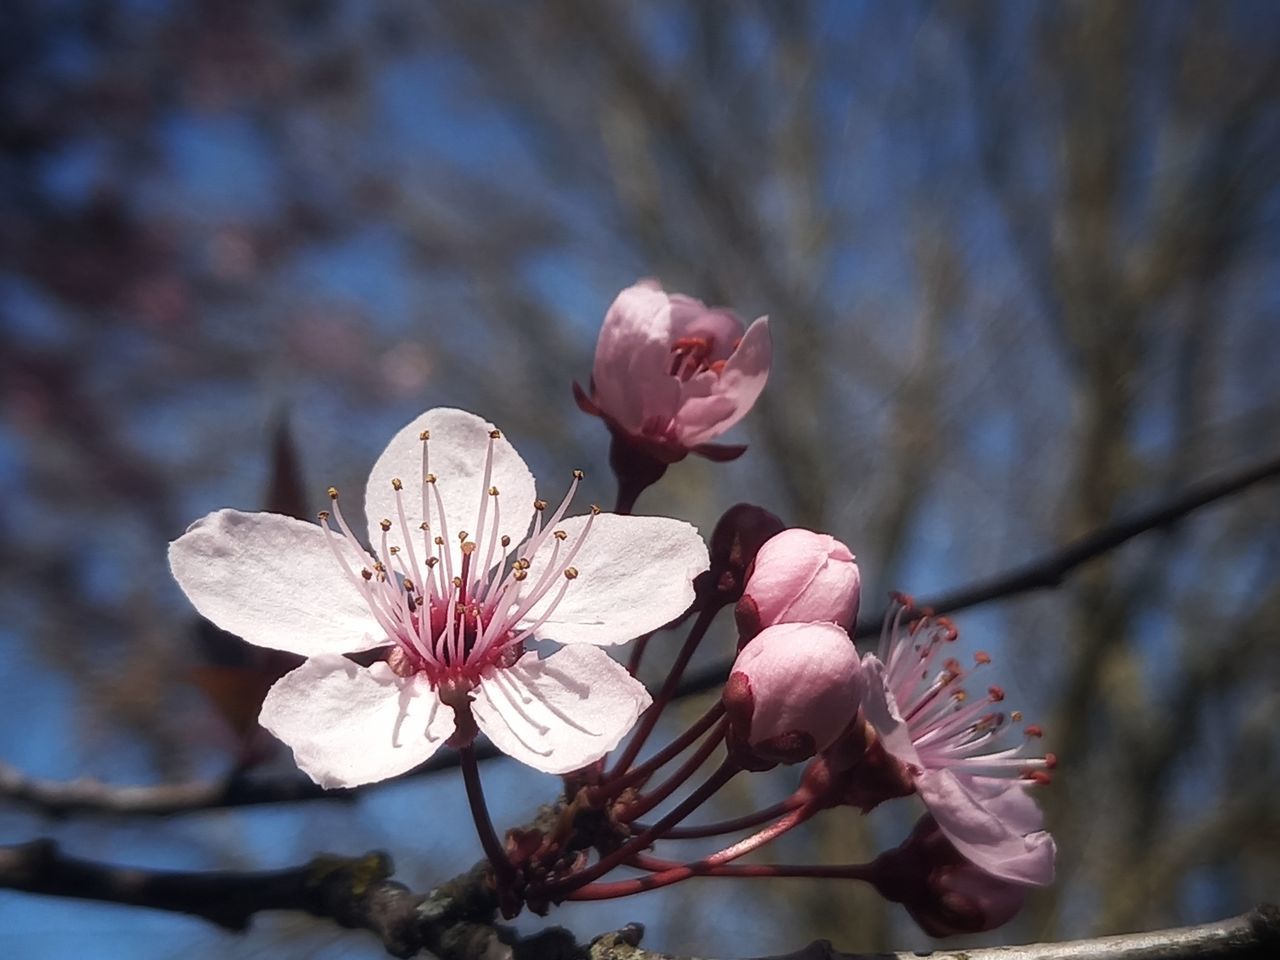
[{"left": 0, "top": 838, "right": 1275, "bottom": 960}]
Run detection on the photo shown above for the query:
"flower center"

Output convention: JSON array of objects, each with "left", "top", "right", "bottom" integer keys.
[
  {"left": 668, "top": 336, "right": 729, "bottom": 381},
  {"left": 316, "top": 429, "right": 597, "bottom": 691}
]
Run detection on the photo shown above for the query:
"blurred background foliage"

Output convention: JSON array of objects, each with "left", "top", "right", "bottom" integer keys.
[{"left": 2, "top": 0, "right": 1278, "bottom": 957}]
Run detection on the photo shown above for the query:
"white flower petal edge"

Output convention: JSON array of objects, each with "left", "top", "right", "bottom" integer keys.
[
  {"left": 260, "top": 655, "right": 456, "bottom": 789},
  {"left": 859, "top": 654, "right": 924, "bottom": 770},
  {"left": 517, "top": 514, "right": 709, "bottom": 645},
  {"left": 471, "top": 644, "right": 652, "bottom": 775},
  {"left": 168, "top": 509, "right": 384, "bottom": 657},
  {"left": 364, "top": 407, "right": 537, "bottom": 575}
]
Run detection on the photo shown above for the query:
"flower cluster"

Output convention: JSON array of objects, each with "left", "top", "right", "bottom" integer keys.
[{"left": 170, "top": 279, "right": 1055, "bottom": 938}]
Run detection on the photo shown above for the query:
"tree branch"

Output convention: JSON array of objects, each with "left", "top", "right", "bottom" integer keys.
[
  {"left": 3, "top": 452, "right": 1277, "bottom": 821},
  {"left": 0, "top": 838, "right": 1275, "bottom": 960}
]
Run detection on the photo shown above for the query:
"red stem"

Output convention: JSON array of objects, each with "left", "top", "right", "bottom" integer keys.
[
  {"left": 592, "top": 701, "right": 725, "bottom": 804},
  {"left": 459, "top": 745, "right": 514, "bottom": 887},
  {"left": 541, "top": 759, "right": 740, "bottom": 897},
  {"left": 618, "top": 717, "right": 728, "bottom": 822},
  {"left": 631, "top": 794, "right": 803, "bottom": 839},
  {"left": 567, "top": 801, "right": 824, "bottom": 900},
  {"left": 610, "top": 605, "right": 720, "bottom": 776}
]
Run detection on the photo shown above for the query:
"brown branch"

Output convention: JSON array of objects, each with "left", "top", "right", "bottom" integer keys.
[
  {"left": 3, "top": 451, "right": 1278, "bottom": 821},
  {"left": 0, "top": 838, "right": 1275, "bottom": 960}
]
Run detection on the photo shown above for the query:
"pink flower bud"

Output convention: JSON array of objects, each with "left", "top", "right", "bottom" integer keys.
[
  {"left": 723, "top": 622, "right": 862, "bottom": 769},
  {"left": 735, "top": 529, "right": 860, "bottom": 640},
  {"left": 871, "top": 815, "right": 1028, "bottom": 938}
]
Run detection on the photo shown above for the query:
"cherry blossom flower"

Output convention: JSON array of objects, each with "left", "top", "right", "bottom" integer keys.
[
  {"left": 170, "top": 408, "right": 709, "bottom": 787},
  {"left": 735, "top": 528, "right": 860, "bottom": 640},
  {"left": 724, "top": 621, "right": 863, "bottom": 769},
  {"left": 859, "top": 597, "right": 1057, "bottom": 885},
  {"left": 573, "top": 280, "right": 771, "bottom": 463}
]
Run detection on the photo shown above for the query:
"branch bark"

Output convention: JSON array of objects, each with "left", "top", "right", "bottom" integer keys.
[{"left": 0, "top": 838, "right": 1275, "bottom": 960}]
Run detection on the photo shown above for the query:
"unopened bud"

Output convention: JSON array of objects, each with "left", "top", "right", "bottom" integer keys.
[
  {"left": 698, "top": 503, "right": 786, "bottom": 608},
  {"left": 723, "top": 621, "right": 862, "bottom": 771},
  {"left": 735, "top": 528, "right": 860, "bottom": 643}
]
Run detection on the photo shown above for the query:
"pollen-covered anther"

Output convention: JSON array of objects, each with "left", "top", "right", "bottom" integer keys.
[
  {"left": 426, "top": 557, "right": 439, "bottom": 568},
  {"left": 458, "top": 531, "right": 470, "bottom": 543},
  {"left": 327, "top": 486, "right": 339, "bottom": 500},
  {"left": 434, "top": 536, "right": 444, "bottom": 546},
  {"left": 391, "top": 478, "right": 403, "bottom": 491},
  {"left": 534, "top": 499, "right": 547, "bottom": 511},
  {"left": 572, "top": 469, "right": 585, "bottom": 480},
  {"left": 591, "top": 504, "right": 601, "bottom": 515},
  {"left": 380, "top": 518, "right": 392, "bottom": 532},
  {"left": 452, "top": 576, "right": 462, "bottom": 588},
  {"left": 1023, "top": 725, "right": 1043, "bottom": 738},
  {"left": 987, "top": 685, "right": 1005, "bottom": 702},
  {"left": 361, "top": 568, "right": 373, "bottom": 581},
  {"left": 489, "top": 486, "right": 499, "bottom": 496},
  {"left": 489, "top": 429, "right": 501, "bottom": 439},
  {"left": 461, "top": 541, "right": 477, "bottom": 556},
  {"left": 317, "top": 510, "right": 330, "bottom": 521},
  {"left": 513, "top": 569, "right": 528, "bottom": 582},
  {"left": 389, "top": 546, "right": 399, "bottom": 555},
  {"left": 500, "top": 535, "right": 511, "bottom": 547},
  {"left": 554, "top": 530, "right": 568, "bottom": 541},
  {"left": 403, "top": 579, "right": 415, "bottom": 592},
  {"left": 419, "top": 430, "right": 430, "bottom": 441},
  {"left": 1011, "top": 710, "right": 1024, "bottom": 723},
  {"left": 952, "top": 689, "right": 968, "bottom": 703},
  {"left": 424, "top": 473, "right": 437, "bottom": 484},
  {"left": 564, "top": 567, "right": 579, "bottom": 580}
]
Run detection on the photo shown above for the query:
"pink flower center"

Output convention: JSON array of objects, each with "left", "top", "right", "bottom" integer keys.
[
  {"left": 879, "top": 595, "right": 1056, "bottom": 783},
  {"left": 316, "top": 430, "right": 597, "bottom": 692},
  {"left": 668, "top": 336, "right": 729, "bottom": 381}
]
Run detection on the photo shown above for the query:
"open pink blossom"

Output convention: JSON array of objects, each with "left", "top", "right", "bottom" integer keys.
[
  {"left": 860, "top": 597, "right": 1057, "bottom": 886},
  {"left": 170, "top": 408, "right": 709, "bottom": 787},
  {"left": 573, "top": 280, "right": 771, "bottom": 463},
  {"left": 724, "top": 621, "right": 863, "bottom": 768},
  {"left": 736, "top": 528, "right": 860, "bottom": 640}
]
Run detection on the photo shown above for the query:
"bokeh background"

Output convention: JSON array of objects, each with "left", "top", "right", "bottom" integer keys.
[{"left": 2, "top": 1, "right": 1279, "bottom": 957}]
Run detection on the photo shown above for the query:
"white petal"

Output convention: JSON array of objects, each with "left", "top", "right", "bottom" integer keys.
[
  {"left": 517, "top": 513, "right": 709, "bottom": 645},
  {"left": 260, "top": 655, "right": 455, "bottom": 788},
  {"left": 169, "top": 509, "right": 383, "bottom": 657},
  {"left": 364, "top": 408, "right": 536, "bottom": 576},
  {"left": 471, "top": 645, "right": 651, "bottom": 775},
  {"left": 860, "top": 654, "right": 924, "bottom": 770}
]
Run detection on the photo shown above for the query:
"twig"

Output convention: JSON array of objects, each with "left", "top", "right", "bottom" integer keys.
[
  {"left": 0, "top": 838, "right": 1275, "bottom": 960},
  {"left": 3, "top": 453, "right": 1277, "bottom": 820}
]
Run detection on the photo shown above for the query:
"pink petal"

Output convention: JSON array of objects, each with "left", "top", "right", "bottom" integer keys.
[
  {"left": 515, "top": 513, "right": 709, "bottom": 645},
  {"left": 677, "top": 316, "right": 771, "bottom": 446},
  {"left": 667, "top": 296, "right": 746, "bottom": 363},
  {"left": 745, "top": 528, "right": 860, "bottom": 629},
  {"left": 260, "top": 656, "right": 455, "bottom": 788},
  {"left": 471, "top": 645, "right": 651, "bottom": 775},
  {"left": 917, "top": 768, "right": 1057, "bottom": 886},
  {"left": 592, "top": 283, "right": 673, "bottom": 429},
  {"left": 169, "top": 509, "right": 384, "bottom": 658},
  {"left": 364, "top": 407, "right": 536, "bottom": 575},
  {"left": 860, "top": 654, "right": 924, "bottom": 771}
]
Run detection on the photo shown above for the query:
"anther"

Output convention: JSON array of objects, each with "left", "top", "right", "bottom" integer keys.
[
  {"left": 424, "top": 473, "right": 437, "bottom": 484},
  {"left": 1011, "top": 710, "right": 1024, "bottom": 723},
  {"left": 572, "top": 469, "right": 584, "bottom": 480},
  {"left": 534, "top": 499, "right": 547, "bottom": 511},
  {"left": 987, "top": 685, "right": 1005, "bottom": 702},
  {"left": 373, "top": 562, "right": 385, "bottom": 572},
  {"left": 591, "top": 504, "right": 601, "bottom": 515},
  {"left": 380, "top": 519, "right": 392, "bottom": 532},
  {"left": 554, "top": 530, "right": 568, "bottom": 541},
  {"left": 500, "top": 535, "right": 511, "bottom": 547},
  {"left": 419, "top": 430, "right": 430, "bottom": 441},
  {"left": 327, "top": 486, "right": 339, "bottom": 500},
  {"left": 419, "top": 521, "right": 430, "bottom": 531},
  {"left": 489, "top": 429, "right": 501, "bottom": 439},
  {"left": 389, "top": 546, "right": 399, "bottom": 555},
  {"left": 1045, "top": 752, "right": 1058, "bottom": 769},
  {"left": 361, "top": 568, "right": 373, "bottom": 581},
  {"left": 403, "top": 579, "right": 415, "bottom": 592},
  {"left": 461, "top": 541, "right": 477, "bottom": 556},
  {"left": 458, "top": 531, "right": 469, "bottom": 543},
  {"left": 317, "top": 510, "right": 330, "bottom": 521},
  {"left": 489, "top": 486, "right": 499, "bottom": 496},
  {"left": 434, "top": 536, "right": 444, "bottom": 546},
  {"left": 564, "top": 567, "right": 579, "bottom": 580},
  {"left": 974, "top": 651, "right": 992, "bottom": 665},
  {"left": 513, "top": 570, "right": 528, "bottom": 582},
  {"left": 1024, "top": 725, "right": 1043, "bottom": 738},
  {"left": 426, "top": 558, "right": 439, "bottom": 568},
  {"left": 391, "top": 478, "right": 403, "bottom": 491},
  {"left": 452, "top": 576, "right": 462, "bottom": 588}
]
